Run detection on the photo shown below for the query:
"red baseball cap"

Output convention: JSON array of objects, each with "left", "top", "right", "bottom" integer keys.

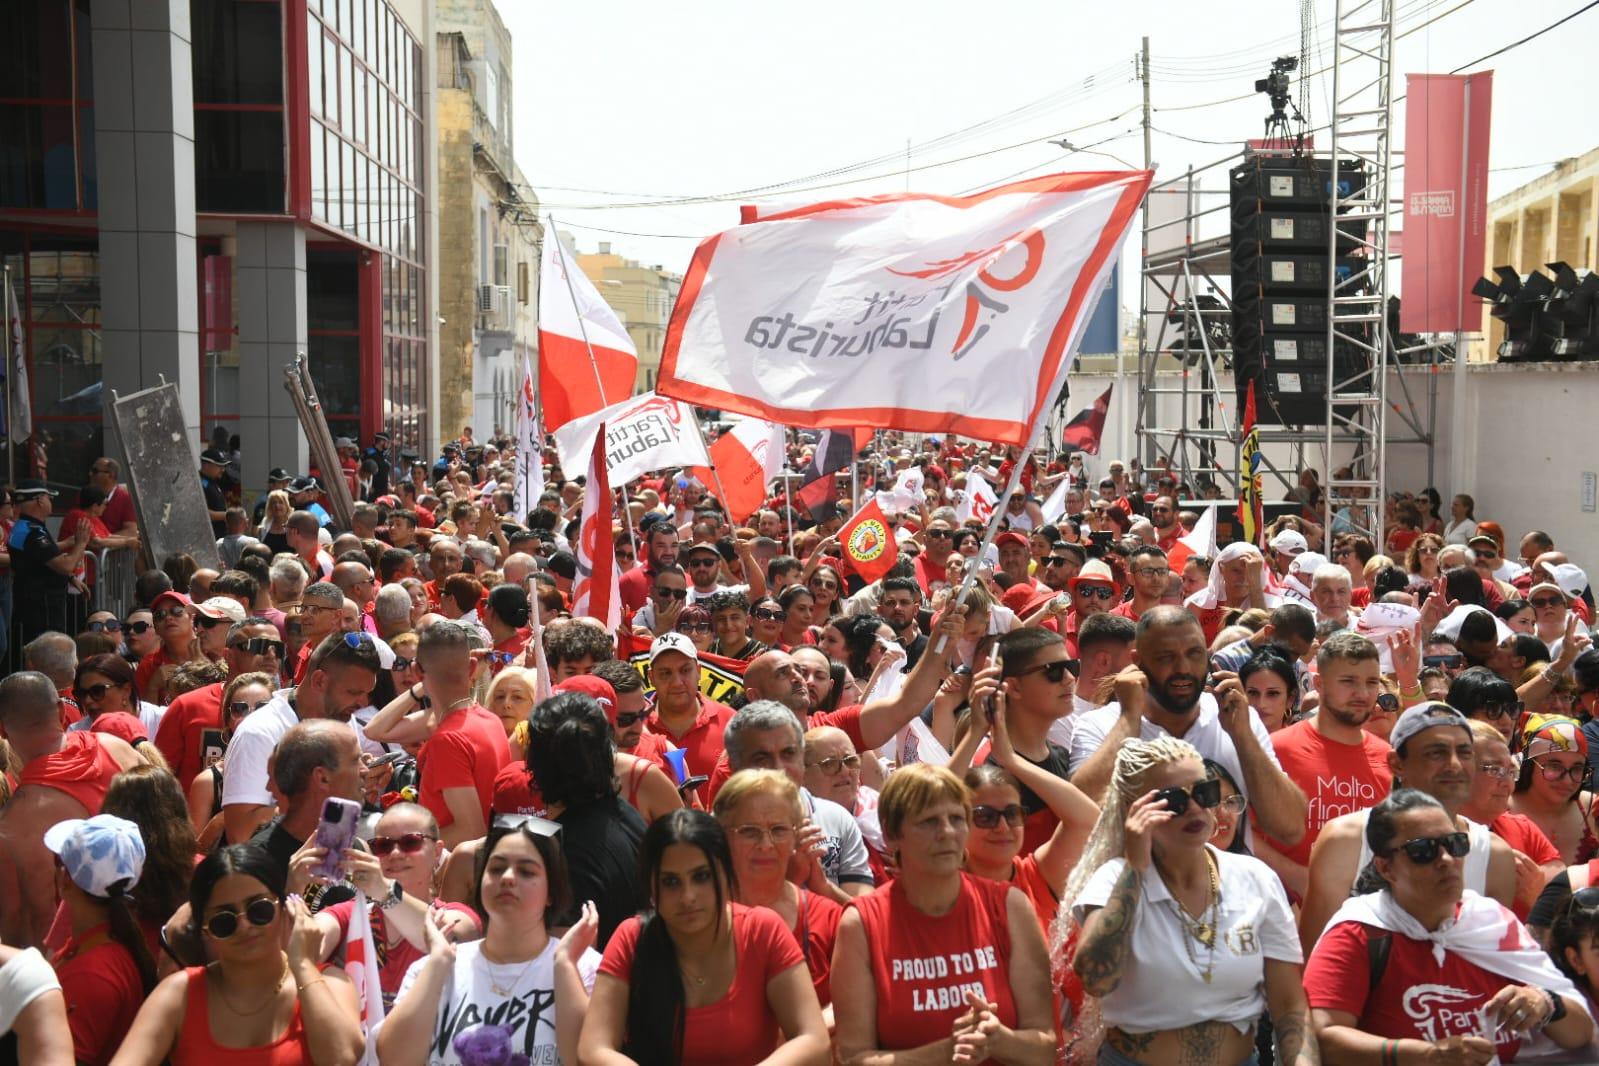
[
  {"left": 994, "top": 531, "right": 1029, "bottom": 551},
  {"left": 89, "top": 711, "right": 149, "bottom": 746},
  {"left": 151, "top": 590, "right": 192, "bottom": 612},
  {"left": 553, "top": 675, "right": 618, "bottom": 723}
]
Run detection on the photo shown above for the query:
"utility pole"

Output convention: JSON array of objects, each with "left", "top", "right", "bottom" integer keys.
[
  {"left": 1141, "top": 37, "right": 1152, "bottom": 177},
  {"left": 1134, "top": 36, "right": 1152, "bottom": 468}
]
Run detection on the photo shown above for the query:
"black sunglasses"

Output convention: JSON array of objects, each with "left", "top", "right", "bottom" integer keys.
[
  {"left": 1153, "top": 778, "right": 1223, "bottom": 816},
  {"left": 195, "top": 614, "right": 232, "bottom": 629},
  {"left": 78, "top": 681, "right": 123, "bottom": 700},
  {"left": 654, "top": 586, "right": 688, "bottom": 600},
  {"left": 751, "top": 607, "right": 785, "bottom": 622},
  {"left": 1388, "top": 831, "right": 1470, "bottom": 865},
  {"left": 1075, "top": 585, "right": 1117, "bottom": 601},
  {"left": 971, "top": 803, "right": 1026, "bottom": 829},
  {"left": 1018, "top": 659, "right": 1079, "bottom": 684},
  {"left": 1478, "top": 699, "right": 1524, "bottom": 721},
  {"left": 391, "top": 657, "right": 414, "bottom": 671},
  {"left": 614, "top": 710, "right": 648, "bottom": 727},
  {"left": 491, "top": 812, "right": 562, "bottom": 839},
  {"left": 123, "top": 620, "right": 152, "bottom": 635},
  {"left": 1375, "top": 692, "right": 1401, "bottom": 713},
  {"left": 88, "top": 619, "right": 122, "bottom": 633},
  {"left": 1423, "top": 654, "right": 1465, "bottom": 670},
  {"left": 231, "top": 637, "right": 285, "bottom": 658},
  {"left": 204, "top": 896, "right": 280, "bottom": 939}
]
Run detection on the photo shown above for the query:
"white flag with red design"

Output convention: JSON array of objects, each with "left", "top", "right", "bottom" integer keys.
[
  {"left": 955, "top": 474, "right": 997, "bottom": 525},
  {"left": 553, "top": 393, "right": 712, "bottom": 486},
  {"left": 571, "top": 429, "right": 621, "bottom": 629},
  {"left": 538, "top": 232, "right": 638, "bottom": 433},
  {"left": 344, "top": 891, "right": 384, "bottom": 1062},
  {"left": 693, "top": 417, "right": 784, "bottom": 523},
  {"left": 657, "top": 171, "right": 1150, "bottom": 444},
  {"left": 513, "top": 353, "right": 543, "bottom": 521}
]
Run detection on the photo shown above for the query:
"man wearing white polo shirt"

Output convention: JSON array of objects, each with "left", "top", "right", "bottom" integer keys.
[{"left": 1068, "top": 606, "right": 1307, "bottom": 848}]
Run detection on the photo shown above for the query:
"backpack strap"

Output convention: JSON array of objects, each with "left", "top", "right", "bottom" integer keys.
[{"left": 1366, "top": 927, "right": 1392, "bottom": 997}]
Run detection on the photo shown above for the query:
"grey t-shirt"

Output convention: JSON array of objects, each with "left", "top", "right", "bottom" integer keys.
[{"left": 803, "top": 788, "right": 874, "bottom": 887}]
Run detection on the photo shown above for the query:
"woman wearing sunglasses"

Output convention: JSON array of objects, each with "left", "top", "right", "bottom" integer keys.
[
  {"left": 1458, "top": 719, "right": 1565, "bottom": 923},
  {"left": 185, "top": 671, "right": 276, "bottom": 848},
  {"left": 674, "top": 603, "right": 716, "bottom": 655},
  {"left": 309, "top": 802, "right": 479, "bottom": 1010},
  {"left": 580, "top": 809, "right": 828, "bottom": 1066},
  {"left": 806, "top": 563, "right": 843, "bottom": 621},
  {"left": 747, "top": 597, "right": 785, "bottom": 650},
  {"left": 1305, "top": 789, "right": 1593, "bottom": 1064},
  {"left": 1449, "top": 666, "right": 1524, "bottom": 743},
  {"left": 1512, "top": 715, "right": 1599, "bottom": 867},
  {"left": 1064, "top": 736, "right": 1311, "bottom": 1066},
  {"left": 380, "top": 815, "right": 600, "bottom": 1066},
  {"left": 72, "top": 654, "right": 164, "bottom": 741},
  {"left": 713, "top": 770, "right": 843, "bottom": 1013},
  {"left": 111, "top": 843, "right": 365, "bottom": 1066},
  {"left": 833, "top": 763, "right": 1053, "bottom": 1066},
  {"left": 120, "top": 608, "right": 161, "bottom": 663}
]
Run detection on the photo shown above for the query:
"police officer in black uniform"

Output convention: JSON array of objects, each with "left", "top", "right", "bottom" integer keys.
[
  {"left": 8, "top": 479, "right": 91, "bottom": 648},
  {"left": 363, "top": 431, "right": 393, "bottom": 498},
  {"left": 200, "top": 447, "right": 229, "bottom": 537}
]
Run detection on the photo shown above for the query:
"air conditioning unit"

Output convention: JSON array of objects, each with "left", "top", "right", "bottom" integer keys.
[
  {"left": 477, "top": 284, "right": 499, "bottom": 314},
  {"left": 496, "top": 285, "right": 513, "bottom": 312}
]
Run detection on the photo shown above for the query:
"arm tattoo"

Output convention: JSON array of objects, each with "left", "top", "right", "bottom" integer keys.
[
  {"left": 1073, "top": 864, "right": 1141, "bottom": 996},
  {"left": 1273, "top": 1009, "right": 1320, "bottom": 1066}
]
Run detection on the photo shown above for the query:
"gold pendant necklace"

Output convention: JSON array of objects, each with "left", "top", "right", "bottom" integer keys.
[{"left": 1176, "top": 851, "right": 1221, "bottom": 982}]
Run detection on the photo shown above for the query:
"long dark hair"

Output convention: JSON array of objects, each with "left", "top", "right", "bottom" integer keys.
[
  {"left": 1551, "top": 891, "right": 1599, "bottom": 990},
  {"left": 525, "top": 692, "right": 615, "bottom": 808},
  {"left": 841, "top": 615, "right": 886, "bottom": 681},
  {"left": 624, "top": 810, "right": 735, "bottom": 1066},
  {"left": 1203, "top": 758, "right": 1252, "bottom": 856},
  {"left": 1352, "top": 789, "right": 1445, "bottom": 894},
  {"left": 102, "top": 765, "right": 200, "bottom": 936}
]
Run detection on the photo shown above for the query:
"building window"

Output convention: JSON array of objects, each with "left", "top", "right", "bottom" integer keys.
[
  {"left": 306, "top": 247, "right": 362, "bottom": 436},
  {"left": 0, "top": 0, "right": 95, "bottom": 212},
  {"left": 192, "top": 0, "right": 287, "bottom": 214}
]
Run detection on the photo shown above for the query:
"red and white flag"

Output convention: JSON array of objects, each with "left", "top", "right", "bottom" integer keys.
[
  {"left": 838, "top": 497, "right": 899, "bottom": 584},
  {"left": 538, "top": 233, "right": 638, "bottom": 433},
  {"left": 1060, "top": 383, "right": 1113, "bottom": 455},
  {"left": 343, "top": 892, "right": 385, "bottom": 1062},
  {"left": 513, "top": 353, "right": 543, "bottom": 521},
  {"left": 572, "top": 430, "right": 621, "bottom": 629},
  {"left": 553, "top": 393, "right": 711, "bottom": 486},
  {"left": 1166, "top": 503, "right": 1218, "bottom": 574},
  {"left": 658, "top": 171, "right": 1149, "bottom": 444},
  {"left": 694, "top": 417, "right": 784, "bottom": 523},
  {"left": 955, "top": 474, "right": 997, "bottom": 525}
]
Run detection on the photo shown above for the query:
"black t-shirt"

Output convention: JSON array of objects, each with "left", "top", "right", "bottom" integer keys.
[
  {"left": 8, "top": 516, "right": 66, "bottom": 600},
  {"left": 984, "top": 742, "right": 1073, "bottom": 818},
  {"left": 556, "top": 796, "right": 646, "bottom": 949},
  {"left": 249, "top": 816, "right": 356, "bottom": 911},
  {"left": 900, "top": 631, "right": 931, "bottom": 671},
  {"left": 202, "top": 475, "right": 227, "bottom": 536}
]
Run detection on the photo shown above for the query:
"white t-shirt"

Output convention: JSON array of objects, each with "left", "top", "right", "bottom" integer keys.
[
  {"left": 0, "top": 947, "right": 60, "bottom": 1035},
  {"left": 1068, "top": 692, "right": 1282, "bottom": 801},
  {"left": 1045, "top": 693, "right": 1102, "bottom": 750},
  {"left": 802, "top": 788, "right": 874, "bottom": 888},
  {"left": 1073, "top": 847, "right": 1301, "bottom": 1033},
  {"left": 389, "top": 939, "right": 600, "bottom": 1066},
  {"left": 68, "top": 701, "right": 165, "bottom": 738},
  {"left": 219, "top": 690, "right": 299, "bottom": 808},
  {"left": 686, "top": 582, "right": 748, "bottom": 607}
]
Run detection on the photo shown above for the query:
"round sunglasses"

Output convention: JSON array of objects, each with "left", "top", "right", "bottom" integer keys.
[{"left": 203, "top": 896, "right": 280, "bottom": 939}]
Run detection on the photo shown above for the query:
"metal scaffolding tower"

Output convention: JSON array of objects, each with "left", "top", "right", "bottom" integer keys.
[{"left": 1322, "top": 0, "right": 1396, "bottom": 550}]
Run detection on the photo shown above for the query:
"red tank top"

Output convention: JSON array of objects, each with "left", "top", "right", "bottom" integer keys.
[
  {"left": 170, "top": 966, "right": 312, "bottom": 1066},
  {"left": 18, "top": 732, "right": 121, "bottom": 814},
  {"left": 851, "top": 873, "right": 1018, "bottom": 1062}
]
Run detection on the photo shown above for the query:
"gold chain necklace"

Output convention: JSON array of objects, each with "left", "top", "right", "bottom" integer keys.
[
  {"left": 215, "top": 958, "right": 289, "bottom": 1016},
  {"left": 1173, "top": 851, "right": 1221, "bottom": 982},
  {"left": 479, "top": 942, "right": 544, "bottom": 997}
]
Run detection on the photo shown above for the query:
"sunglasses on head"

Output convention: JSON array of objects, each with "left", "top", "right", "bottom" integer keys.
[
  {"left": 614, "top": 710, "right": 648, "bottom": 727},
  {"left": 204, "top": 896, "right": 280, "bottom": 939},
  {"left": 231, "top": 637, "right": 285, "bottom": 658},
  {"left": 1560, "top": 886, "right": 1599, "bottom": 922},
  {"left": 1388, "top": 831, "right": 1470, "bottom": 865},
  {"left": 655, "top": 586, "right": 688, "bottom": 600},
  {"left": 752, "top": 607, "right": 785, "bottom": 622},
  {"left": 491, "top": 812, "right": 562, "bottom": 839},
  {"left": 971, "top": 803, "right": 1026, "bottom": 830},
  {"left": 1018, "top": 659, "right": 1078, "bottom": 684},
  {"left": 369, "top": 831, "right": 437, "bottom": 857},
  {"left": 78, "top": 681, "right": 123, "bottom": 701},
  {"left": 123, "top": 619, "right": 152, "bottom": 634},
  {"left": 88, "top": 619, "right": 122, "bottom": 633},
  {"left": 1153, "top": 778, "right": 1223, "bottom": 816}
]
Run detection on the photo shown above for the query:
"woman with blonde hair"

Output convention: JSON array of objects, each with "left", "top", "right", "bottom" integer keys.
[
  {"left": 487, "top": 666, "right": 538, "bottom": 758},
  {"left": 258, "top": 490, "right": 293, "bottom": 556},
  {"left": 1061, "top": 736, "right": 1314, "bottom": 1065}
]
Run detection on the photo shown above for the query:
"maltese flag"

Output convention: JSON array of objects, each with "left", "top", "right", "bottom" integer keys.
[
  {"left": 344, "top": 892, "right": 385, "bottom": 1062},
  {"left": 695, "top": 418, "right": 784, "bottom": 523},
  {"left": 538, "top": 233, "right": 638, "bottom": 433},
  {"left": 658, "top": 170, "right": 1150, "bottom": 444},
  {"left": 1166, "top": 504, "right": 1218, "bottom": 574},
  {"left": 572, "top": 430, "right": 622, "bottom": 629}
]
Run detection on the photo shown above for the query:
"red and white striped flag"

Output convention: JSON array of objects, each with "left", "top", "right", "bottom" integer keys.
[
  {"left": 694, "top": 417, "right": 784, "bottom": 523},
  {"left": 538, "top": 233, "right": 637, "bottom": 433},
  {"left": 572, "top": 429, "right": 621, "bottom": 628},
  {"left": 956, "top": 474, "right": 997, "bottom": 525},
  {"left": 343, "top": 891, "right": 385, "bottom": 1062}
]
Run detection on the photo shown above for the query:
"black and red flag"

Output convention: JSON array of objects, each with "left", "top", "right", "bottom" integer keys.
[
  {"left": 1060, "top": 384, "right": 1113, "bottom": 455},
  {"left": 794, "top": 429, "right": 857, "bottom": 518}
]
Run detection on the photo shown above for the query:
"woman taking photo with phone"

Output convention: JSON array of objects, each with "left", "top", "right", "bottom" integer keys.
[
  {"left": 1065, "top": 737, "right": 1313, "bottom": 1066},
  {"left": 111, "top": 843, "right": 364, "bottom": 1066},
  {"left": 579, "top": 809, "right": 828, "bottom": 1066}
]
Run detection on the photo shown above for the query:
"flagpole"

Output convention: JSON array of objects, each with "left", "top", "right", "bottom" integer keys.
[
  {"left": 689, "top": 418, "right": 737, "bottom": 533},
  {"left": 548, "top": 215, "right": 638, "bottom": 554}
]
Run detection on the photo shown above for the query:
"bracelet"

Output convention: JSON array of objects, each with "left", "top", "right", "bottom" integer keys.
[
  {"left": 410, "top": 684, "right": 425, "bottom": 702},
  {"left": 297, "top": 977, "right": 326, "bottom": 993},
  {"left": 1541, "top": 666, "right": 1562, "bottom": 685},
  {"left": 1379, "top": 1038, "right": 1397, "bottom": 1066}
]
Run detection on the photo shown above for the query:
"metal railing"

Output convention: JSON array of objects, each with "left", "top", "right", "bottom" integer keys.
[{"left": 92, "top": 547, "right": 140, "bottom": 620}]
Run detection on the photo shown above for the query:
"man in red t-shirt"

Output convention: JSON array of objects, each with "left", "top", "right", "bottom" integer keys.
[
  {"left": 0, "top": 673, "right": 144, "bottom": 947},
  {"left": 86, "top": 457, "right": 139, "bottom": 539},
  {"left": 591, "top": 660, "right": 669, "bottom": 769},
  {"left": 1148, "top": 495, "right": 1187, "bottom": 552},
  {"left": 619, "top": 524, "right": 680, "bottom": 615},
  {"left": 153, "top": 617, "right": 286, "bottom": 787},
  {"left": 291, "top": 582, "right": 345, "bottom": 684},
  {"left": 644, "top": 634, "right": 734, "bottom": 801},
  {"left": 994, "top": 531, "right": 1039, "bottom": 599},
  {"left": 409, "top": 624, "right": 510, "bottom": 846},
  {"left": 421, "top": 538, "right": 464, "bottom": 611},
  {"left": 1257, "top": 632, "right": 1393, "bottom": 901}
]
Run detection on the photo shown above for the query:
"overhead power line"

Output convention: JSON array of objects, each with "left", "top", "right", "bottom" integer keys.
[{"left": 1449, "top": 0, "right": 1598, "bottom": 71}]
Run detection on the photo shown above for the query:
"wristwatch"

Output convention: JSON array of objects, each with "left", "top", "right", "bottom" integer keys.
[
  {"left": 378, "top": 880, "right": 404, "bottom": 911},
  {"left": 1543, "top": 987, "right": 1567, "bottom": 1026}
]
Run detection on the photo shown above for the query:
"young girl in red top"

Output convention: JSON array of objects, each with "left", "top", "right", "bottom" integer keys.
[
  {"left": 832, "top": 763, "right": 1055, "bottom": 1065},
  {"left": 579, "top": 809, "right": 828, "bottom": 1066},
  {"left": 111, "top": 844, "right": 364, "bottom": 1066}
]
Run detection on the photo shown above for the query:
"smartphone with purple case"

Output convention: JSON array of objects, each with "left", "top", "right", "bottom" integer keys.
[{"left": 310, "top": 797, "right": 362, "bottom": 882}]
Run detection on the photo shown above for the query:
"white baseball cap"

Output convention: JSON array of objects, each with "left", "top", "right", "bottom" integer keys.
[
  {"left": 1269, "top": 529, "right": 1308, "bottom": 555},
  {"left": 649, "top": 632, "right": 699, "bottom": 664}
]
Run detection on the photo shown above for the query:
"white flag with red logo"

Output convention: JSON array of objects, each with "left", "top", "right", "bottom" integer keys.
[
  {"left": 1165, "top": 503, "right": 1218, "bottom": 574},
  {"left": 955, "top": 474, "right": 997, "bottom": 525},
  {"left": 657, "top": 171, "right": 1149, "bottom": 445},
  {"left": 344, "top": 891, "right": 385, "bottom": 1062},
  {"left": 513, "top": 353, "right": 543, "bottom": 521},
  {"left": 538, "top": 233, "right": 638, "bottom": 433},
  {"left": 553, "top": 392, "right": 711, "bottom": 486},
  {"left": 693, "top": 417, "right": 784, "bottom": 523},
  {"left": 572, "top": 429, "right": 621, "bottom": 629}
]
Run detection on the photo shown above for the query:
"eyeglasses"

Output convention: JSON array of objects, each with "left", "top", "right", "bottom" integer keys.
[
  {"left": 124, "top": 620, "right": 152, "bottom": 635},
  {"left": 1075, "top": 585, "right": 1116, "bottom": 601},
  {"left": 1153, "top": 778, "right": 1223, "bottom": 816},
  {"left": 1388, "top": 832, "right": 1471, "bottom": 865},
  {"left": 1478, "top": 700, "right": 1524, "bottom": 721},
  {"left": 78, "top": 682, "right": 122, "bottom": 701},
  {"left": 806, "top": 753, "right": 862, "bottom": 776},
  {"left": 1479, "top": 763, "right": 1517, "bottom": 781},
  {"left": 369, "top": 832, "right": 437, "bottom": 857},
  {"left": 1375, "top": 693, "right": 1401, "bottom": 713},
  {"left": 231, "top": 637, "right": 285, "bottom": 658},
  {"left": 614, "top": 710, "right": 648, "bottom": 727},
  {"left": 971, "top": 804, "right": 1026, "bottom": 829},
  {"left": 731, "top": 823, "right": 795, "bottom": 846},
  {"left": 155, "top": 606, "right": 189, "bottom": 621},
  {"left": 1534, "top": 760, "right": 1588, "bottom": 784},
  {"left": 1214, "top": 794, "right": 1248, "bottom": 816},
  {"left": 1132, "top": 566, "right": 1168, "bottom": 579},
  {"left": 654, "top": 586, "right": 688, "bottom": 601},
  {"left": 1531, "top": 596, "right": 1566, "bottom": 610},
  {"left": 392, "top": 657, "right": 414, "bottom": 671},
  {"left": 1423, "top": 654, "right": 1465, "bottom": 670},
  {"left": 299, "top": 602, "right": 334, "bottom": 615},
  {"left": 228, "top": 699, "right": 271, "bottom": 716},
  {"left": 751, "top": 607, "right": 785, "bottom": 622},
  {"left": 677, "top": 622, "right": 712, "bottom": 634},
  {"left": 87, "top": 619, "right": 122, "bottom": 633},
  {"left": 204, "top": 896, "right": 280, "bottom": 939},
  {"left": 1018, "top": 659, "right": 1078, "bottom": 684}
]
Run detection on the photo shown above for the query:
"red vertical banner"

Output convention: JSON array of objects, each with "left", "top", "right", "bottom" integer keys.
[{"left": 1401, "top": 73, "right": 1493, "bottom": 334}]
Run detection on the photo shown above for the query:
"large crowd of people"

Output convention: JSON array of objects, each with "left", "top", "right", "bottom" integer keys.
[{"left": 0, "top": 425, "right": 1597, "bottom": 1065}]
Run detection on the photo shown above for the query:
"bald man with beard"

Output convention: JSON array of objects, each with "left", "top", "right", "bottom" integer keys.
[{"left": 0, "top": 672, "right": 146, "bottom": 946}]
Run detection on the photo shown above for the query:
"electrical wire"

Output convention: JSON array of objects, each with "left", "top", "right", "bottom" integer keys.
[{"left": 1448, "top": 0, "right": 1598, "bottom": 71}]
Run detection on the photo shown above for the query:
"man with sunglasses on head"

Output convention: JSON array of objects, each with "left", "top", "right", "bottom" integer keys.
[
  {"left": 154, "top": 616, "right": 286, "bottom": 789},
  {"left": 1255, "top": 633, "right": 1396, "bottom": 903},
  {"left": 1300, "top": 701, "right": 1518, "bottom": 946},
  {"left": 221, "top": 630, "right": 382, "bottom": 845}
]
